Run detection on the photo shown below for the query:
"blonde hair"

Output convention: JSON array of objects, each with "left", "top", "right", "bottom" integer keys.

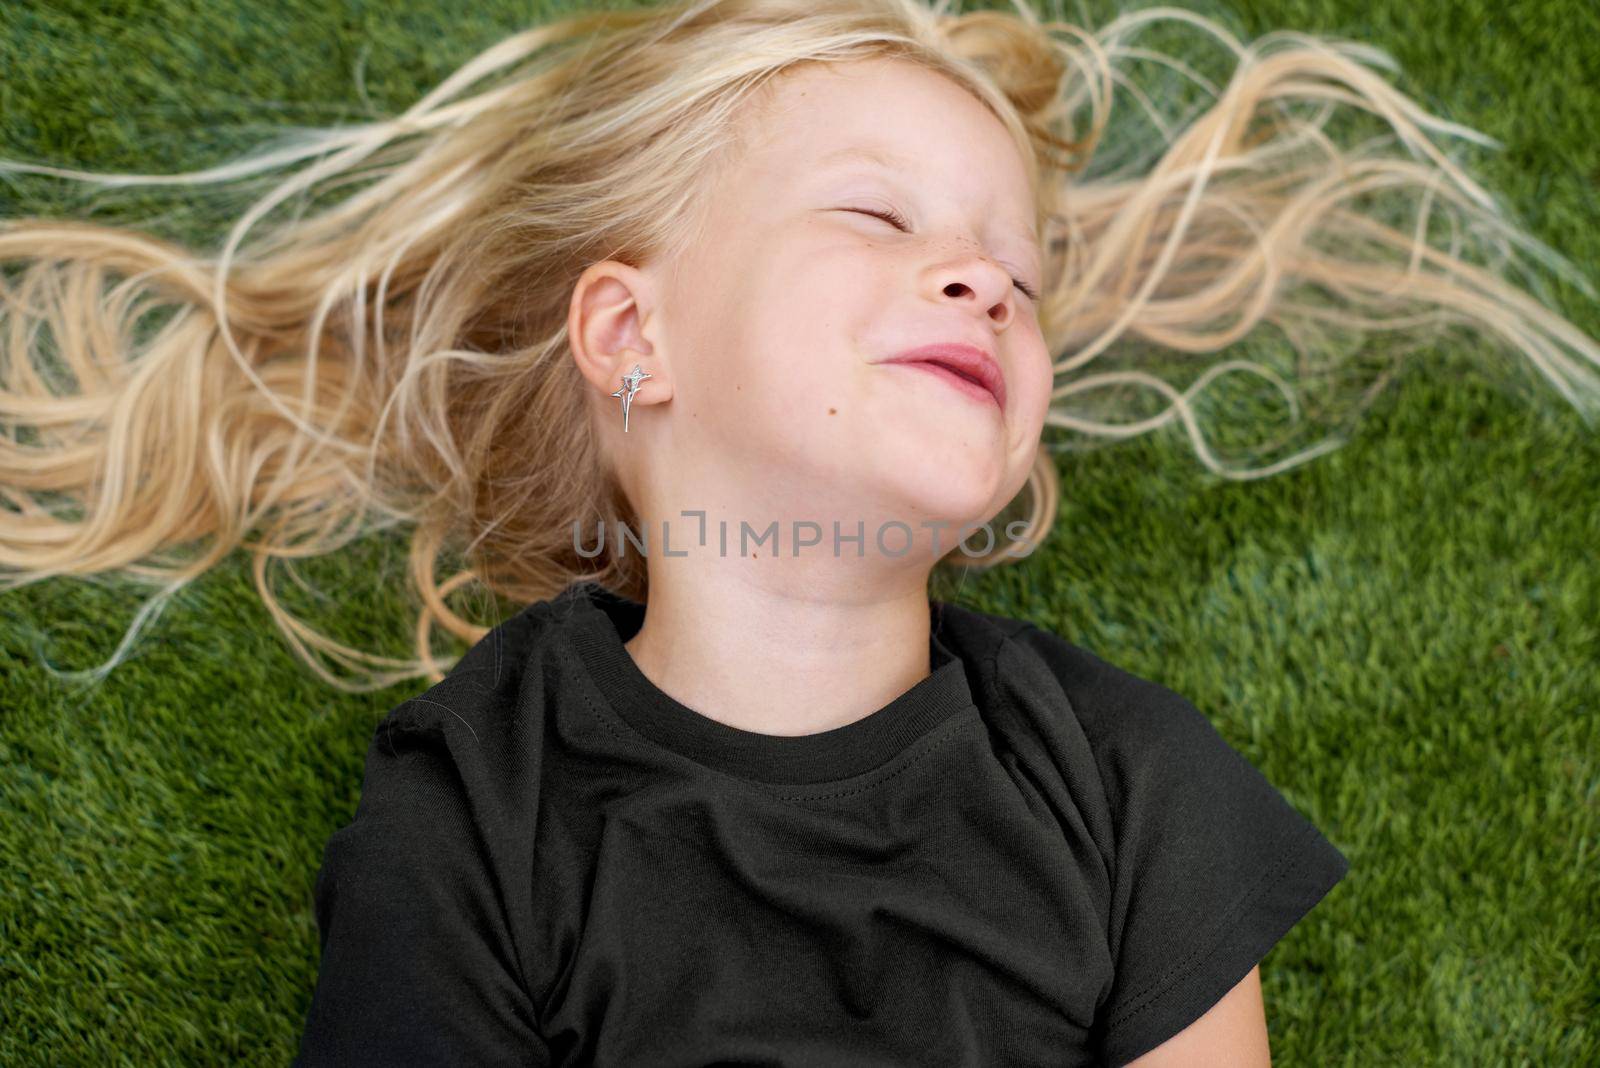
[{"left": 3, "top": 0, "right": 1596, "bottom": 692}]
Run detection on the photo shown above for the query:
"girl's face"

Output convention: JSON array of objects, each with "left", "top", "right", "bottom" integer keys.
[{"left": 577, "top": 57, "right": 1053, "bottom": 565}]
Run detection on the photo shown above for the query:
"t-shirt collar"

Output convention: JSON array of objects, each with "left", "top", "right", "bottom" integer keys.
[{"left": 561, "top": 581, "right": 976, "bottom": 785}]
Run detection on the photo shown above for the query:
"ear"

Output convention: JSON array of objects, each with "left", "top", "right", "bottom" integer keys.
[{"left": 568, "top": 260, "right": 674, "bottom": 416}]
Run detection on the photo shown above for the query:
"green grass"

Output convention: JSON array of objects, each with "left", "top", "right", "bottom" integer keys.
[{"left": 3, "top": 0, "right": 1597, "bottom": 1063}]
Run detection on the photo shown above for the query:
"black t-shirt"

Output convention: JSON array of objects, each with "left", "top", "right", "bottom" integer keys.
[{"left": 294, "top": 580, "right": 1348, "bottom": 1067}]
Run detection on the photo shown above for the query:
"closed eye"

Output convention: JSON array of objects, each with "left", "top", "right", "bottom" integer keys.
[
  {"left": 842, "top": 207, "right": 1041, "bottom": 302},
  {"left": 846, "top": 204, "right": 913, "bottom": 232}
]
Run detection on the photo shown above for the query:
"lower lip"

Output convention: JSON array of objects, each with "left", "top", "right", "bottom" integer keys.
[{"left": 883, "top": 360, "right": 1001, "bottom": 409}]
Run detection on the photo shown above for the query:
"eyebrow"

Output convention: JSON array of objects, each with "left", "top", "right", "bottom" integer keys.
[{"left": 816, "top": 145, "right": 917, "bottom": 172}]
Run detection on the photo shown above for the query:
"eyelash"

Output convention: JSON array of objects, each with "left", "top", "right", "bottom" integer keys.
[{"left": 846, "top": 206, "right": 1040, "bottom": 302}]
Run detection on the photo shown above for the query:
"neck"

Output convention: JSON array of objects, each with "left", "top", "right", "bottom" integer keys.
[{"left": 622, "top": 558, "right": 938, "bottom": 737}]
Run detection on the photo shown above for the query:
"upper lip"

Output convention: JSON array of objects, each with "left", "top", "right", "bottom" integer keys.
[{"left": 878, "top": 342, "right": 1006, "bottom": 410}]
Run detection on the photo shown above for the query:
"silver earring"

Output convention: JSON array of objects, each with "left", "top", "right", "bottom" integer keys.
[{"left": 610, "top": 363, "right": 652, "bottom": 433}]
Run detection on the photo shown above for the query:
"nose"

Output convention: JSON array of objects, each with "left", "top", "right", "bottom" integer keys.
[{"left": 931, "top": 255, "right": 1017, "bottom": 325}]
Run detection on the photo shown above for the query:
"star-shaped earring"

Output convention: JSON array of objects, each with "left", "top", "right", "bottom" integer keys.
[{"left": 610, "top": 363, "right": 653, "bottom": 433}]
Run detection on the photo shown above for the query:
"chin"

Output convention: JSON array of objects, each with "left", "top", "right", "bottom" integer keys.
[
  {"left": 891, "top": 477, "right": 1008, "bottom": 539},
  {"left": 844, "top": 421, "right": 1009, "bottom": 520}
]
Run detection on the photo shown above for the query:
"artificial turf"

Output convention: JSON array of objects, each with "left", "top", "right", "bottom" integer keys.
[{"left": 1, "top": 0, "right": 1596, "bottom": 1062}]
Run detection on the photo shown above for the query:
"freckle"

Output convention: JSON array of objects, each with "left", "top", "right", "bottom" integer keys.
[{"left": 828, "top": 407, "right": 837, "bottom": 415}]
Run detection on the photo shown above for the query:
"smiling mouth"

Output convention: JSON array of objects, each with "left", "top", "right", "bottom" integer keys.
[
  {"left": 936, "top": 363, "right": 988, "bottom": 390},
  {"left": 889, "top": 360, "right": 1002, "bottom": 409}
]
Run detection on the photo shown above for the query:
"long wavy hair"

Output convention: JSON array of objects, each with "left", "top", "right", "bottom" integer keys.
[{"left": 3, "top": 0, "right": 1596, "bottom": 692}]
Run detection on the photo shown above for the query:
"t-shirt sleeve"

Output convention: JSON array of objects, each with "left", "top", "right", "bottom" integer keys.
[
  {"left": 1011, "top": 624, "right": 1349, "bottom": 1067},
  {"left": 294, "top": 707, "right": 552, "bottom": 1067}
]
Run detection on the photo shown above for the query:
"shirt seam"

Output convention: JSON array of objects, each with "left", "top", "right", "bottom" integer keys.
[{"left": 998, "top": 623, "right": 1121, "bottom": 901}]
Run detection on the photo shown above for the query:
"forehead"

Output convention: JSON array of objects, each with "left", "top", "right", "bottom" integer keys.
[
  {"left": 816, "top": 144, "right": 916, "bottom": 171},
  {"left": 736, "top": 62, "right": 1039, "bottom": 249}
]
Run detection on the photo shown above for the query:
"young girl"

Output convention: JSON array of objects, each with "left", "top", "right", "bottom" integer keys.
[{"left": 3, "top": 0, "right": 1596, "bottom": 1063}]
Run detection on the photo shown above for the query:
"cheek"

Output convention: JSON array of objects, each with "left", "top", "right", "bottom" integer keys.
[
  {"left": 683, "top": 289, "right": 869, "bottom": 457},
  {"left": 1002, "top": 324, "right": 1052, "bottom": 425},
  {"left": 740, "top": 252, "right": 876, "bottom": 402},
  {"left": 1026, "top": 340, "right": 1056, "bottom": 425}
]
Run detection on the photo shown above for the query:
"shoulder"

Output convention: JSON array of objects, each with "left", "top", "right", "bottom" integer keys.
[
  {"left": 941, "top": 604, "right": 1212, "bottom": 759},
  {"left": 320, "top": 591, "right": 590, "bottom": 889},
  {"left": 944, "top": 612, "right": 1349, "bottom": 1067},
  {"left": 383, "top": 587, "right": 578, "bottom": 740},
  {"left": 303, "top": 604, "right": 560, "bottom": 1063},
  {"left": 999, "top": 621, "right": 1219, "bottom": 752},
  {"left": 950, "top": 610, "right": 1260, "bottom": 839},
  {"left": 357, "top": 586, "right": 587, "bottom": 813}
]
